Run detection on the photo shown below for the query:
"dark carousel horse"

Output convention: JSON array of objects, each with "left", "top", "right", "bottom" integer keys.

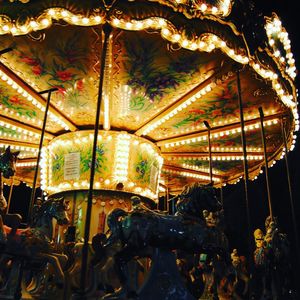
[
  {"left": 0, "top": 146, "right": 20, "bottom": 214},
  {"left": 102, "top": 183, "right": 228, "bottom": 299},
  {"left": 253, "top": 216, "right": 295, "bottom": 300},
  {"left": 0, "top": 197, "right": 70, "bottom": 299}
]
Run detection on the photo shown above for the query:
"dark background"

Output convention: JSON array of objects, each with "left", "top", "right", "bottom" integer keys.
[
  {"left": 222, "top": 0, "right": 300, "bottom": 254},
  {"left": 3, "top": 0, "right": 300, "bottom": 268}
]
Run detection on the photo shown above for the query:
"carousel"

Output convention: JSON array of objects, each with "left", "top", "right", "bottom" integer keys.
[{"left": 0, "top": 0, "right": 298, "bottom": 299}]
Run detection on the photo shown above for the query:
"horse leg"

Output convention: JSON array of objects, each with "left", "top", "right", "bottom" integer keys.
[
  {"left": 13, "top": 259, "right": 24, "bottom": 300},
  {"left": 0, "top": 255, "right": 11, "bottom": 290},
  {"left": 102, "top": 246, "right": 137, "bottom": 299},
  {"left": 38, "top": 253, "right": 65, "bottom": 287}
]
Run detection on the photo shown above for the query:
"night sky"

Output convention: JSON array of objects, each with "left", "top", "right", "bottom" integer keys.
[{"left": 3, "top": 0, "right": 300, "bottom": 262}]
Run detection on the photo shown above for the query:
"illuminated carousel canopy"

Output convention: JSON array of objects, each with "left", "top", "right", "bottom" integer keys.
[{"left": 0, "top": 0, "right": 297, "bottom": 197}]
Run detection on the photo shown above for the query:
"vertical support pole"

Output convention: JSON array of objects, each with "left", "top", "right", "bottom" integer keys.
[
  {"left": 203, "top": 121, "right": 213, "bottom": 184},
  {"left": 7, "top": 176, "right": 14, "bottom": 212},
  {"left": 281, "top": 118, "right": 299, "bottom": 254},
  {"left": 219, "top": 186, "right": 224, "bottom": 206},
  {"left": 71, "top": 191, "right": 77, "bottom": 226},
  {"left": 236, "top": 70, "right": 252, "bottom": 259},
  {"left": 164, "top": 189, "right": 167, "bottom": 211},
  {"left": 79, "top": 24, "right": 112, "bottom": 298},
  {"left": 172, "top": 197, "right": 176, "bottom": 215},
  {"left": 14, "top": 259, "right": 24, "bottom": 300},
  {"left": 166, "top": 187, "right": 169, "bottom": 213},
  {"left": 28, "top": 88, "right": 57, "bottom": 224},
  {"left": 258, "top": 107, "right": 273, "bottom": 219},
  {"left": 0, "top": 171, "right": 3, "bottom": 206}
]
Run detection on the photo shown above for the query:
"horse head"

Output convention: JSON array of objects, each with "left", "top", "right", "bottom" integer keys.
[
  {"left": 176, "top": 183, "right": 222, "bottom": 218},
  {"left": 106, "top": 208, "right": 128, "bottom": 246},
  {"left": 47, "top": 197, "right": 70, "bottom": 225},
  {"left": 0, "top": 146, "right": 20, "bottom": 179}
]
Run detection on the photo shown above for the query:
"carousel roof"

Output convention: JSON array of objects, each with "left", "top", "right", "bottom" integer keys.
[{"left": 0, "top": 0, "right": 298, "bottom": 194}]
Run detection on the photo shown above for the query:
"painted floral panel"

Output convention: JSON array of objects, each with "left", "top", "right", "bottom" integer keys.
[
  {"left": 128, "top": 143, "right": 160, "bottom": 192},
  {"left": 1, "top": 25, "right": 100, "bottom": 127},
  {"left": 111, "top": 30, "right": 221, "bottom": 130},
  {"left": 150, "top": 68, "right": 282, "bottom": 139},
  {"left": 50, "top": 140, "right": 111, "bottom": 186}
]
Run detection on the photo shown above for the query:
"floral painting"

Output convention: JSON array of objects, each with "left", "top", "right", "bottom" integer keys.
[
  {"left": 133, "top": 151, "right": 159, "bottom": 186},
  {"left": 122, "top": 34, "right": 214, "bottom": 112},
  {"left": 0, "top": 84, "right": 37, "bottom": 119},
  {"left": 172, "top": 79, "right": 239, "bottom": 128},
  {"left": 1, "top": 26, "right": 99, "bottom": 126},
  {"left": 51, "top": 141, "right": 109, "bottom": 185}
]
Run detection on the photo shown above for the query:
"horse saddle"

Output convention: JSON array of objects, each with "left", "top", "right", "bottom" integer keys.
[{"left": 3, "top": 214, "right": 25, "bottom": 237}]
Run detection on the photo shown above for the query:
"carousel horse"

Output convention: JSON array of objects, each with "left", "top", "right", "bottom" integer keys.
[
  {"left": 253, "top": 216, "right": 294, "bottom": 300},
  {"left": 229, "top": 249, "right": 249, "bottom": 299},
  {"left": 0, "top": 197, "right": 70, "bottom": 298},
  {"left": 103, "top": 183, "right": 229, "bottom": 299},
  {"left": 65, "top": 233, "right": 121, "bottom": 299},
  {"left": 0, "top": 146, "right": 20, "bottom": 215},
  {"left": 188, "top": 209, "right": 232, "bottom": 300}
]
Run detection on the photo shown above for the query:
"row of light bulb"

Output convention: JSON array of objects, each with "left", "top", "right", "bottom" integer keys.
[
  {"left": 163, "top": 168, "right": 221, "bottom": 182},
  {"left": 0, "top": 69, "right": 70, "bottom": 131},
  {"left": 44, "top": 178, "right": 157, "bottom": 200},
  {"left": 0, "top": 9, "right": 296, "bottom": 97},
  {"left": 182, "top": 163, "right": 220, "bottom": 174},
  {"left": 165, "top": 154, "right": 263, "bottom": 161},
  {"left": 161, "top": 118, "right": 279, "bottom": 148},
  {"left": 39, "top": 147, "right": 48, "bottom": 189},
  {"left": 162, "top": 135, "right": 295, "bottom": 187},
  {"left": 265, "top": 16, "right": 296, "bottom": 79},
  {"left": 16, "top": 161, "right": 36, "bottom": 167},
  {"left": 0, "top": 142, "right": 38, "bottom": 153},
  {"left": 0, "top": 0, "right": 232, "bottom": 35},
  {"left": 1, "top": 9, "right": 297, "bottom": 136},
  {"left": 0, "top": 9, "right": 104, "bottom": 36},
  {"left": 114, "top": 134, "right": 130, "bottom": 182},
  {"left": 0, "top": 103, "right": 42, "bottom": 128},
  {"left": 173, "top": 0, "right": 231, "bottom": 16},
  {"left": 0, "top": 120, "right": 40, "bottom": 141},
  {"left": 156, "top": 109, "right": 275, "bottom": 140},
  {"left": 141, "top": 77, "right": 216, "bottom": 136}
]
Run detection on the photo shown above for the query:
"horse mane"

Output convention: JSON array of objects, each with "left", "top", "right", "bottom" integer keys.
[
  {"left": 181, "top": 182, "right": 214, "bottom": 198},
  {"left": 176, "top": 183, "right": 220, "bottom": 218},
  {"left": 33, "top": 199, "right": 53, "bottom": 222},
  {"left": 0, "top": 149, "right": 6, "bottom": 168}
]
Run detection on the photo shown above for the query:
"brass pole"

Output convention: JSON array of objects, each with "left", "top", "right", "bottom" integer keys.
[
  {"left": 7, "top": 176, "right": 14, "bottom": 212},
  {"left": 236, "top": 71, "right": 251, "bottom": 229},
  {"left": 28, "top": 88, "right": 58, "bottom": 224},
  {"left": 79, "top": 24, "right": 112, "bottom": 298},
  {"left": 236, "top": 70, "right": 253, "bottom": 282},
  {"left": 166, "top": 187, "right": 169, "bottom": 213},
  {"left": 203, "top": 121, "right": 213, "bottom": 184},
  {"left": 220, "top": 186, "right": 224, "bottom": 206},
  {"left": 258, "top": 107, "right": 273, "bottom": 219},
  {"left": 0, "top": 47, "right": 13, "bottom": 55},
  {"left": 280, "top": 118, "right": 299, "bottom": 256}
]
